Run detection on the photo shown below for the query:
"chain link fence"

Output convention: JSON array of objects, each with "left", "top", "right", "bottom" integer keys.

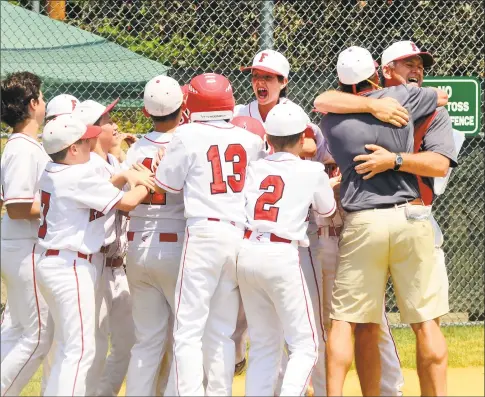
[{"left": 2, "top": 0, "right": 484, "bottom": 325}]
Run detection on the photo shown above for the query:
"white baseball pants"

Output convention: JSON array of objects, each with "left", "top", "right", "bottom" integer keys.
[
  {"left": 83, "top": 252, "right": 109, "bottom": 396},
  {"left": 125, "top": 230, "right": 183, "bottom": 396},
  {"left": 96, "top": 265, "right": 135, "bottom": 397},
  {"left": 168, "top": 219, "right": 243, "bottom": 396},
  {"left": 317, "top": 234, "right": 405, "bottom": 396},
  {"left": 36, "top": 249, "right": 96, "bottom": 396},
  {"left": 237, "top": 235, "right": 318, "bottom": 397},
  {"left": 0, "top": 240, "right": 51, "bottom": 396}
]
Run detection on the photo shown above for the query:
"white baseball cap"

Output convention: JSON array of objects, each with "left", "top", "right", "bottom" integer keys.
[
  {"left": 337, "top": 46, "right": 377, "bottom": 85},
  {"left": 73, "top": 98, "right": 119, "bottom": 126},
  {"left": 42, "top": 114, "right": 102, "bottom": 155},
  {"left": 45, "top": 94, "right": 80, "bottom": 119},
  {"left": 381, "top": 40, "right": 433, "bottom": 68},
  {"left": 265, "top": 103, "right": 309, "bottom": 137},
  {"left": 241, "top": 49, "right": 290, "bottom": 78},
  {"left": 143, "top": 75, "right": 183, "bottom": 117}
]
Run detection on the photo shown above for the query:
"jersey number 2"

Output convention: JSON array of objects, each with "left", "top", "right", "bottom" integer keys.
[
  {"left": 254, "top": 175, "right": 285, "bottom": 222},
  {"left": 207, "top": 144, "right": 247, "bottom": 194},
  {"left": 141, "top": 157, "right": 166, "bottom": 205},
  {"left": 38, "top": 191, "right": 51, "bottom": 239}
]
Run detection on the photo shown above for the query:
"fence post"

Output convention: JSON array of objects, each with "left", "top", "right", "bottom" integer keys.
[
  {"left": 31, "top": 0, "right": 40, "bottom": 13},
  {"left": 260, "top": 0, "right": 274, "bottom": 50}
]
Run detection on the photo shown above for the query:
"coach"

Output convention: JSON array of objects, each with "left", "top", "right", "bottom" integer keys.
[{"left": 317, "top": 46, "right": 448, "bottom": 396}]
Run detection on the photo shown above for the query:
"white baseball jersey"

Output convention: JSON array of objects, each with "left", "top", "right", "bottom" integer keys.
[
  {"left": 155, "top": 121, "right": 265, "bottom": 224},
  {"left": 122, "top": 131, "right": 185, "bottom": 232},
  {"left": 244, "top": 152, "right": 336, "bottom": 246},
  {"left": 89, "top": 152, "right": 122, "bottom": 246},
  {"left": 0, "top": 133, "right": 51, "bottom": 240},
  {"left": 38, "top": 161, "right": 124, "bottom": 254}
]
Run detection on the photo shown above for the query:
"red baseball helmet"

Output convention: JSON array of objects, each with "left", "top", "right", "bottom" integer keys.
[
  {"left": 230, "top": 116, "right": 266, "bottom": 140},
  {"left": 230, "top": 115, "right": 274, "bottom": 155},
  {"left": 186, "top": 73, "right": 235, "bottom": 122}
]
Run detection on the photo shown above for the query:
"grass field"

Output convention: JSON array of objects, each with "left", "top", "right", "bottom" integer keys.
[{"left": 9, "top": 324, "right": 484, "bottom": 396}]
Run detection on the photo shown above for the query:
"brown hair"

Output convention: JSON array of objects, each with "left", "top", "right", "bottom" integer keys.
[{"left": 1, "top": 72, "right": 42, "bottom": 127}]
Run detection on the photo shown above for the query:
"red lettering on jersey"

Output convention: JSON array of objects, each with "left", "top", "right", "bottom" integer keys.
[
  {"left": 38, "top": 191, "right": 51, "bottom": 239},
  {"left": 258, "top": 52, "right": 269, "bottom": 63},
  {"left": 254, "top": 175, "right": 285, "bottom": 222},
  {"left": 89, "top": 209, "right": 105, "bottom": 222},
  {"left": 141, "top": 157, "right": 166, "bottom": 205},
  {"left": 71, "top": 99, "right": 77, "bottom": 111},
  {"left": 410, "top": 42, "right": 418, "bottom": 52},
  {"left": 207, "top": 144, "right": 248, "bottom": 195}
]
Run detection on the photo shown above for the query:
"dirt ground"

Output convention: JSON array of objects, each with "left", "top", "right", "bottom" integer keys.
[{"left": 228, "top": 367, "right": 485, "bottom": 396}]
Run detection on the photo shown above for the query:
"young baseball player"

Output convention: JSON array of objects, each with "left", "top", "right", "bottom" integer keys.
[
  {"left": 36, "top": 114, "right": 154, "bottom": 396},
  {"left": 40, "top": 92, "right": 81, "bottom": 396},
  {"left": 237, "top": 102, "right": 336, "bottom": 396},
  {"left": 0, "top": 72, "right": 53, "bottom": 396},
  {"left": 237, "top": 49, "right": 332, "bottom": 396},
  {"left": 153, "top": 73, "right": 265, "bottom": 396},
  {"left": 73, "top": 98, "right": 139, "bottom": 396},
  {"left": 121, "top": 75, "right": 186, "bottom": 396}
]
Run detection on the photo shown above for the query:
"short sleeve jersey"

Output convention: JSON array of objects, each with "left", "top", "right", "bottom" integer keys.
[
  {"left": 1, "top": 133, "right": 51, "bottom": 240},
  {"left": 244, "top": 152, "right": 336, "bottom": 246},
  {"left": 38, "top": 161, "right": 124, "bottom": 254},
  {"left": 122, "top": 131, "right": 185, "bottom": 232},
  {"left": 154, "top": 121, "right": 265, "bottom": 224},
  {"left": 320, "top": 84, "right": 438, "bottom": 212}
]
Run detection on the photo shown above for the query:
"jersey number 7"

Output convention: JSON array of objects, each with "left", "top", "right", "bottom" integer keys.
[
  {"left": 207, "top": 144, "right": 247, "bottom": 194},
  {"left": 38, "top": 190, "right": 51, "bottom": 239},
  {"left": 254, "top": 175, "right": 285, "bottom": 222}
]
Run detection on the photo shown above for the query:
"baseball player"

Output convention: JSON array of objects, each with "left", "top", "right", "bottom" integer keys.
[
  {"left": 121, "top": 75, "right": 186, "bottom": 396},
  {"left": 0, "top": 72, "right": 52, "bottom": 396},
  {"left": 237, "top": 102, "right": 336, "bottom": 396},
  {"left": 36, "top": 114, "right": 154, "bottom": 396},
  {"left": 40, "top": 92, "right": 81, "bottom": 396},
  {"left": 314, "top": 40, "right": 458, "bottom": 396},
  {"left": 73, "top": 98, "right": 139, "bottom": 396},
  {"left": 236, "top": 49, "right": 332, "bottom": 396},
  {"left": 45, "top": 94, "right": 80, "bottom": 121},
  {"left": 153, "top": 73, "right": 265, "bottom": 396}
]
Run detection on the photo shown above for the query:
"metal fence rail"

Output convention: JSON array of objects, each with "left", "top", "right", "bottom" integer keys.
[{"left": 2, "top": 0, "right": 484, "bottom": 325}]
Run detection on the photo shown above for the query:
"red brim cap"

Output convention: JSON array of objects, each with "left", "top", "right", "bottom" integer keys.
[
  {"left": 80, "top": 125, "right": 103, "bottom": 140},
  {"left": 240, "top": 65, "right": 283, "bottom": 76},
  {"left": 393, "top": 52, "right": 434, "bottom": 68},
  {"left": 103, "top": 98, "right": 120, "bottom": 115},
  {"left": 142, "top": 107, "right": 151, "bottom": 118}
]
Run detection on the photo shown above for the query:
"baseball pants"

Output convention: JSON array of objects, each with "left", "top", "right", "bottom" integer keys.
[
  {"left": 36, "top": 249, "right": 96, "bottom": 396},
  {"left": 125, "top": 229, "right": 183, "bottom": 396},
  {"left": 1, "top": 303, "right": 19, "bottom": 363},
  {"left": 168, "top": 218, "right": 243, "bottom": 396},
  {"left": 317, "top": 233, "right": 404, "bottom": 396},
  {"left": 96, "top": 263, "right": 135, "bottom": 397},
  {"left": 1, "top": 240, "right": 51, "bottom": 396},
  {"left": 84, "top": 252, "right": 109, "bottom": 396},
  {"left": 237, "top": 234, "right": 318, "bottom": 396}
]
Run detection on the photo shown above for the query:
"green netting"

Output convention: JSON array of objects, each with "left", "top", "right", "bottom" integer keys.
[{"left": 0, "top": 1, "right": 170, "bottom": 107}]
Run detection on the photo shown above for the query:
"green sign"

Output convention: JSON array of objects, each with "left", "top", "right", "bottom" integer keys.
[{"left": 423, "top": 76, "right": 481, "bottom": 137}]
